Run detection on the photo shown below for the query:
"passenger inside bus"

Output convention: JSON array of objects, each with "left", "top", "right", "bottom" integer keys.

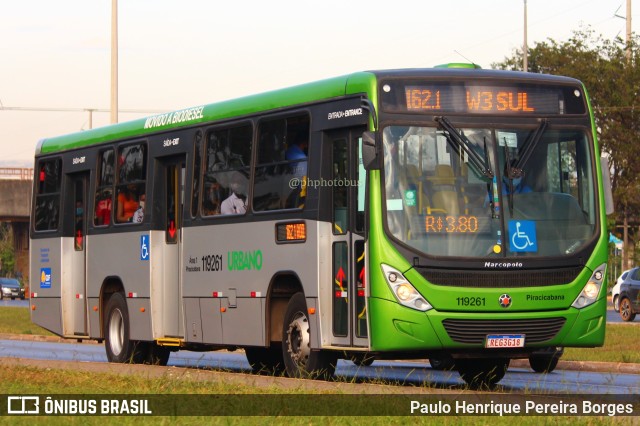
[
  {"left": 94, "top": 189, "right": 112, "bottom": 225},
  {"left": 132, "top": 193, "right": 145, "bottom": 223},
  {"left": 221, "top": 172, "right": 247, "bottom": 215},
  {"left": 285, "top": 133, "right": 308, "bottom": 208},
  {"left": 116, "top": 185, "right": 140, "bottom": 223}
]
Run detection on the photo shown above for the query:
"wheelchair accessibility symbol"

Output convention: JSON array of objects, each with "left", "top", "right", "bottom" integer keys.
[
  {"left": 508, "top": 220, "right": 538, "bottom": 253},
  {"left": 140, "top": 235, "right": 150, "bottom": 261}
]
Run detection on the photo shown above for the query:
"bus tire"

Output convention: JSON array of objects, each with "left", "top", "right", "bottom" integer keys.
[
  {"left": 529, "top": 355, "right": 559, "bottom": 373},
  {"left": 245, "top": 344, "right": 285, "bottom": 375},
  {"left": 429, "top": 355, "right": 456, "bottom": 371},
  {"left": 619, "top": 298, "right": 636, "bottom": 322},
  {"left": 350, "top": 353, "right": 375, "bottom": 367},
  {"left": 456, "top": 358, "right": 509, "bottom": 389},
  {"left": 282, "top": 292, "right": 337, "bottom": 380},
  {"left": 144, "top": 343, "right": 171, "bottom": 366},
  {"left": 104, "top": 292, "right": 145, "bottom": 364}
]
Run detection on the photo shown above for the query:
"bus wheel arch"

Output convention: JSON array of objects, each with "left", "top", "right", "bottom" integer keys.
[
  {"left": 103, "top": 291, "right": 146, "bottom": 363},
  {"left": 244, "top": 273, "right": 302, "bottom": 375},
  {"left": 281, "top": 291, "right": 337, "bottom": 379},
  {"left": 266, "top": 272, "right": 304, "bottom": 344},
  {"left": 99, "top": 277, "right": 125, "bottom": 339}
]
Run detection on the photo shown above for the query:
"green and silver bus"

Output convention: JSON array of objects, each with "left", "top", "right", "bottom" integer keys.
[{"left": 30, "top": 65, "right": 611, "bottom": 387}]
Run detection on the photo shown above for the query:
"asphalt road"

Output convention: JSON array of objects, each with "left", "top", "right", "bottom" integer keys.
[
  {"left": 0, "top": 338, "right": 638, "bottom": 394},
  {"left": 0, "top": 297, "right": 638, "bottom": 394}
]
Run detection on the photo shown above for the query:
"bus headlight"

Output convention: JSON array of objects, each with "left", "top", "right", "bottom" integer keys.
[
  {"left": 381, "top": 264, "right": 432, "bottom": 312},
  {"left": 571, "top": 263, "right": 606, "bottom": 309}
]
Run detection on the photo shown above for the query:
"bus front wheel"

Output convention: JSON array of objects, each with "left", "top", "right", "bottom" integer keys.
[
  {"left": 529, "top": 354, "right": 560, "bottom": 373},
  {"left": 282, "top": 292, "right": 336, "bottom": 380},
  {"left": 104, "top": 292, "right": 145, "bottom": 363},
  {"left": 456, "top": 358, "right": 509, "bottom": 389}
]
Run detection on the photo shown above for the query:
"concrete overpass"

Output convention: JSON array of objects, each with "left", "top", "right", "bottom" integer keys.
[{"left": 0, "top": 168, "right": 33, "bottom": 288}]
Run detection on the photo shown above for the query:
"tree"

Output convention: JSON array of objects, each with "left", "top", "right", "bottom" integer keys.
[
  {"left": 493, "top": 27, "right": 640, "bottom": 268},
  {"left": 0, "top": 223, "right": 15, "bottom": 276}
]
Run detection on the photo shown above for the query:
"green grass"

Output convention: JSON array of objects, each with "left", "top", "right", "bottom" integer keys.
[
  {"left": 563, "top": 324, "right": 640, "bottom": 363},
  {"left": 0, "top": 366, "right": 631, "bottom": 425},
  {"left": 0, "top": 306, "right": 54, "bottom": 336},
  {"left": 0, "top": 306, "right": 635, "bottom": 424}
]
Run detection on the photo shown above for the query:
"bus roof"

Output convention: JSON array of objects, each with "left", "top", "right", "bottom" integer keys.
[
  {"left": 36, "top": 68, "right": 582, "bottom": 155},
  {"left": 36, "top": 71, "right": 377, "bottom": 155}
]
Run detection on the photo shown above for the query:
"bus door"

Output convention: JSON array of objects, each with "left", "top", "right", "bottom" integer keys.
[
  {"left": 329, "top": 128, "right": 369, "bottom": 348},
  {"left": 157, "top": 156, "right": 185, "bottom": 338},
  {"left": 62, "top": 172, "right": 89, "bottom": 336}
]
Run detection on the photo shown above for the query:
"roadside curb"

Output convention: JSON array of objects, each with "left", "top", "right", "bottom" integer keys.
[
  {"left": 2, "top": 333, "right": 639, "bottom": 375},
  {"left": 510, "top": 359, "right": 640, "bottom": 375}
]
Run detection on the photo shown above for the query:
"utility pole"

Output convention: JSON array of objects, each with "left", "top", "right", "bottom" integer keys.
[
  {"left": 110, "top": 0, "right": 118, "bottom": 124},
  {"left": 523, "top": 0, "right": 528, "bottom": 72},
  {"left": 86, "top": 109, "right": 94, "bottom": 129}
]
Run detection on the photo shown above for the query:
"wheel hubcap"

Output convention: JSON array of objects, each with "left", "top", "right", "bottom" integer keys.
[
  {"left": 621, "top": 302, "right": 630, "bottom": 320},
  {"left": 286, "top": 311, "right": 310, "bottom": 367},
  {"left": 108, "top": 308, "right": 124, "bottom": 356}
]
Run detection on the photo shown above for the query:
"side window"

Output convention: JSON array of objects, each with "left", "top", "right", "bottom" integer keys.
[
  {"left": 203, "top": 124, "right": 252, "bottom": 216},
  {"left": 191, "top": 131, "right": 203, "bottom": 218},
  {"left": 116, "top": 143, "right": 147, "bottom": 224},
  {"left": 253, "top": 114, "right": 310, "bottom": 211},
  {"left": 94, "top": 149, "right": 114, "bottom": 226},
  {"left": 34, "top": 158, "right": 62, "bottom": 231}
]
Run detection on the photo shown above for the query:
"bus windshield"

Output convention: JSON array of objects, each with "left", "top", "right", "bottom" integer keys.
[{"left": 383, "top": 124, "right": 598, "bottom": 258}]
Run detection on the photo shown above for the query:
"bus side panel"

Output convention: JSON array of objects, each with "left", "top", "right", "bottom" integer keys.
[
  {"left": 127, "top": 298, "right": 152, "bottom": 341},
  {"left": 87, "top": 232, "right": 152, "bottom": 341},
  {"left": 181, "top": 221, "right": 321, "bottom": 347},
  {"left": 316, "top": 221, "right": 335, "bottom": 348},
  {"left": 88, "top": 297, "right": 100, "bottom": 338},
  {"left": 200, "top": 298, "right": 223, "bottom": 343},
  {"left": 29, "top": 237, "right": 63, "bottom": 336},
  {"left": 221, "top": 298, "right": 264, "bottom": 346},
  {"left": 184, "top": 298, "right": 203, "bottom": 343}
]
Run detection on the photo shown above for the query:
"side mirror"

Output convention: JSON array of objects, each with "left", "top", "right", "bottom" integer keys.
[
  {"left": 601, "top": 156, "right": 614, "bottom": 215},
  {"left": 361, "top": 131, "right": 380, "bottom": 170}
]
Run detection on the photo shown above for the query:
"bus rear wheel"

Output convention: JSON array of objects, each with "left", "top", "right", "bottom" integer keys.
[
  {"left": 104, "top": 292, "right": 145, "bottom": 364},
  {"left": 142, "top": 342, "right": 171, "bottom": 366},
  {"left": 456, "top": 358, "right": 509, "bottom": 389},
  {"left": 246, "top": 344, "right": 285, "bottom": 375},
  {"left": 282, "top": 292, "right": 336, "bottom": 380}
]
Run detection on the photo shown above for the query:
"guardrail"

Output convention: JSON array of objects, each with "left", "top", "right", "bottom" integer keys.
[{"left": 0, "top": 168, "right": 33, "bottom": 180}]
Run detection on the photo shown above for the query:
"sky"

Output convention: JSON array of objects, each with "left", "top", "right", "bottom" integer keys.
[{"left": 0, "top": 0, "right": 635, "bottom": 166}]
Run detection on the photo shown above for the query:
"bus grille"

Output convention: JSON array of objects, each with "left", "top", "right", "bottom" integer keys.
[
  {"left": 442, "top": 317, "right": 566, "bottom": 344},
  {"left": 416, "top": 267, "right": 583, "bottom": 288}
]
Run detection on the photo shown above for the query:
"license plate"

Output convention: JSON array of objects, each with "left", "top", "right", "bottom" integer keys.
[{"left": 485, "top": 334, "right": 525, "bottom": 348}]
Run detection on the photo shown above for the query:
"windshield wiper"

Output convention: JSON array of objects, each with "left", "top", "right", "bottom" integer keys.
[
  {"left": 503, "top": 145, "right": 517, "bottom": 216},
  {"left": 514, "top": 119, "right": 548, "bottom": 172},
  {"left": 502, "top": 119, "right": 548, "bottom": 216},
  {"left": 434, "top": 116, "right": 493, "bottom": 179}
]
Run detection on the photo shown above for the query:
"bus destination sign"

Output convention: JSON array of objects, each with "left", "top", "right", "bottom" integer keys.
[{"left": 382, "top": 81, "right": 586, "bottom": 115}]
